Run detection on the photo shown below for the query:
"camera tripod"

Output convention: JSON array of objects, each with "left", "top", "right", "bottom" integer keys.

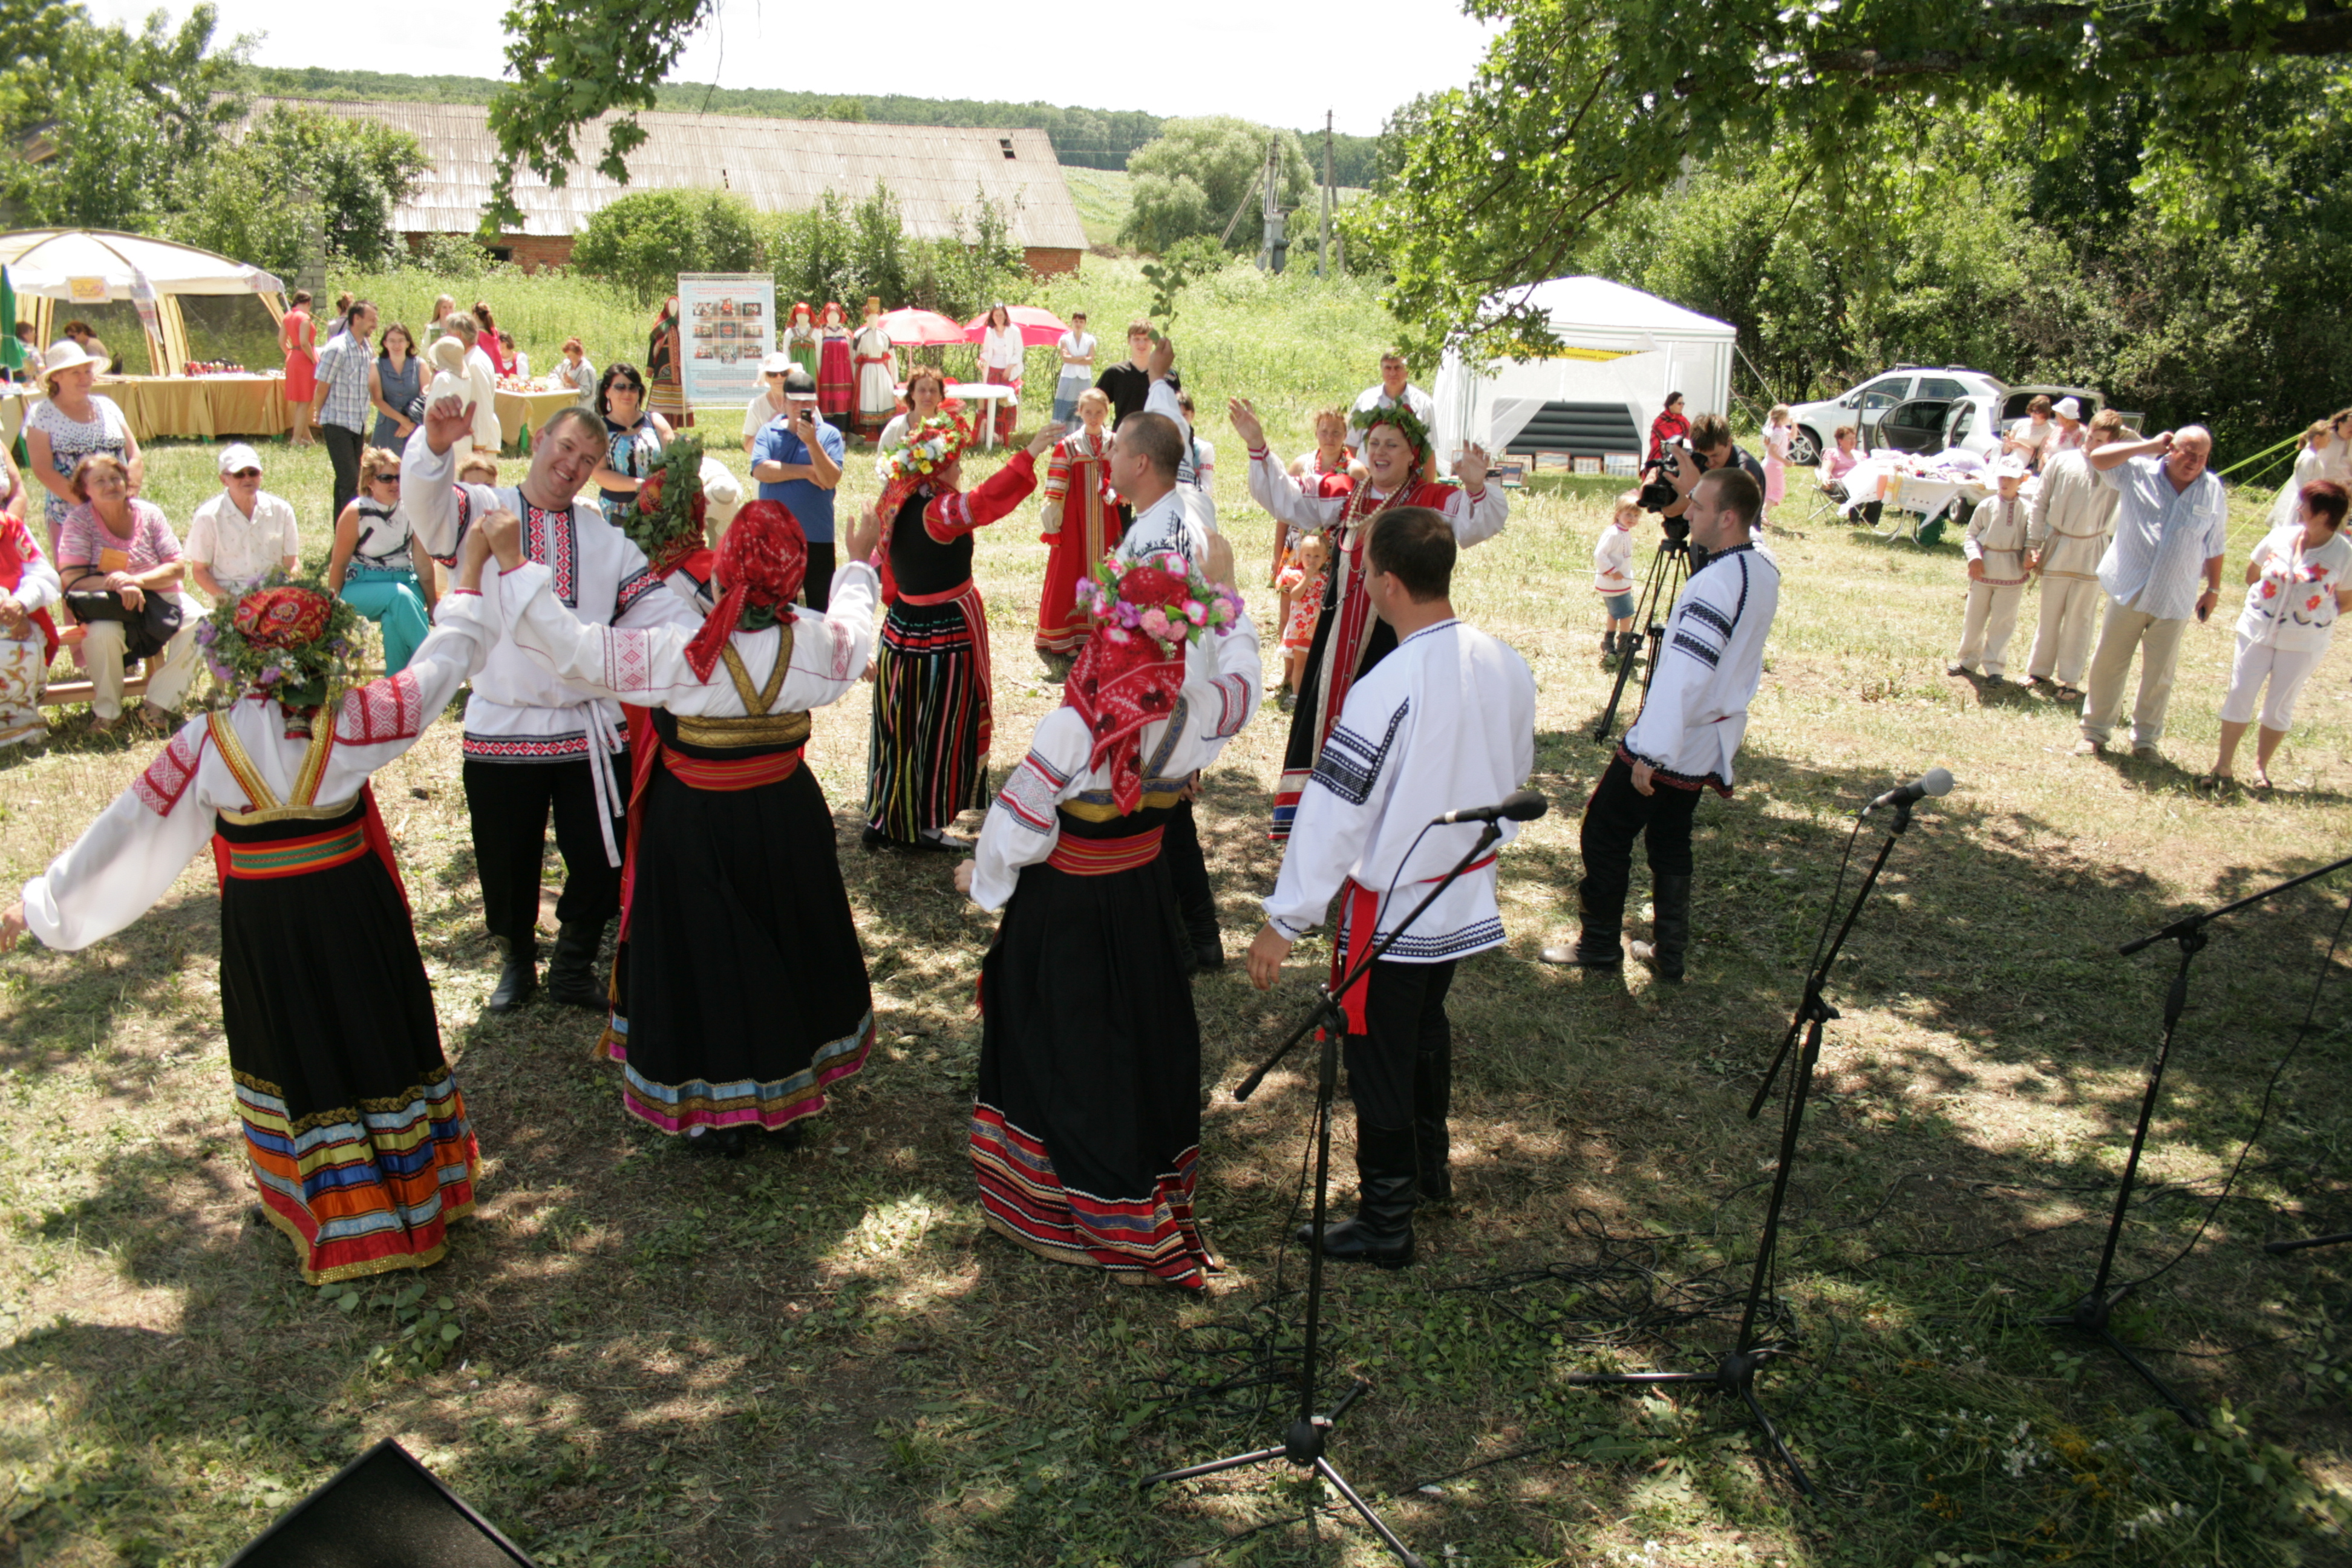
[{"left": 1592, "top": 534, "right": 1691, "bottom": 744}]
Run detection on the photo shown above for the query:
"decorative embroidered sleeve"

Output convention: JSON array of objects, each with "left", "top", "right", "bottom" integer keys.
[
  {"left": 995, "top": 750, "right": 1070, "bottom": 834},
  {"left": 1308, "top": 699, "right": 1410, "bottom": 806},
  {"left": 335, "top": 669, "right": 426, "bottom": 745},
  {"left": 615, "top": 566, "right": 663, "bottom": 617},
  {"left": 132, "top": 724, "right": 209, "bottom": 815}
]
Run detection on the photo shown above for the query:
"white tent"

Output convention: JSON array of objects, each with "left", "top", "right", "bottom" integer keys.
[
  {"left": 0, "top": 229, "right": 286, "bottom": 376},
  {"left": 1432, "top": 276, "right": 1737, "bottom": 462}
]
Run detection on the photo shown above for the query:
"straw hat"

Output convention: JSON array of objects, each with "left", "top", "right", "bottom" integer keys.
[{"left": 40, "top": 339, "right": 93, "bottom": 385}]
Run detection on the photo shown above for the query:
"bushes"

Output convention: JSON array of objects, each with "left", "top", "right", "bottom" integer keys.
[
  {"left": 1122, "top": 117, "right": 1316, "bottom": 253},
  {"left": 570, "top": 189, "right": 771, "bottom": 304}
]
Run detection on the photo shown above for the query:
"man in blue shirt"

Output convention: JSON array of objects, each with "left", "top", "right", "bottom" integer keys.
[{"left": 750, "top": 367, "right": 847, "bottom": 608}]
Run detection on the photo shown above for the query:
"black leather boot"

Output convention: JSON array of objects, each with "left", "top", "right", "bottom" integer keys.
[
  {"left": 1630, "top": 873, "right": 1692, "bottom": 982},
  {"left": 1295, "top": 1123, "right": 1417, "bottom": 1267},
  {"left": 1413, "top": 1040, "right": 1452, "bottom": 1206},
  {"left": 546, "top": 920, "right": 609, "bottom": 1010},
  {"left": 1542, "top": 867, "right": 1628, "bottom": 967},
  {"left": 488, "top": 935, "right": 536, "bottom": 1013}
]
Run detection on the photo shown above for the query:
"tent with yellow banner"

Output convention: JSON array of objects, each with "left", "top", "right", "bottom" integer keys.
[
  {"left": 1431, "top": 276, "right": 1737, "bottom": 467},
  {"left": 0, "top": 229, "right": 286, "bottom": 377}
]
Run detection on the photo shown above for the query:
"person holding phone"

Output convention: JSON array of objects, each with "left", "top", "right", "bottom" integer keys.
[
  {"left": 750, "top": 367, "right": 846, "bottom": 609},
  {"left": 2075, "top": 426, "right": 2229, "bottom": 761}
]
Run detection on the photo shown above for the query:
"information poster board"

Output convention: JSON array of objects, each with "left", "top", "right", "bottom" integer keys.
[{"left": 678, "top": 272, "right": 777, "bottom": 413}]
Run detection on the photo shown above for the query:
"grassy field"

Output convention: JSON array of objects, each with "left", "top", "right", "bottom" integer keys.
[{"left": 3, "top": 260, "right": 2352, "bottom": 1567}]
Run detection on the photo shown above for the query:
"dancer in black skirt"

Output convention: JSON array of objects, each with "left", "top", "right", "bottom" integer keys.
[
  {"left": 955, "top": 534, "right": 1261, "bottom": 1287},
  {"left": 864, "top": 412, "right": 1063, "bottom": 851},
  {"left": 494, "top": 500, "right": 883, "bottom": 1156},
  {"left": 4, "top": 547, "right": 502, "bottom": 1283}
]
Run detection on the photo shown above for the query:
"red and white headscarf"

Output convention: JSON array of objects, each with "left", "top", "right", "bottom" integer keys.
[
  {"left": 683, "top": 501, "right": 808, "bottom": 681},
  {"left": 1063, "top": 561, "right": 1197, "bottom": 814}
]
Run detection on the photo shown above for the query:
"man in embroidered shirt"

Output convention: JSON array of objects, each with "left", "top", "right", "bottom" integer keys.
[
  {"left": 1547, "top": 465, "right": 1779, "bottom": 982},
  {"left": 1248, "top": 507, "right": 1537, "bottom": 1267},
  {"left": 1344, "top": 353, "right": 1436, "bottom": 454},
  {"left": 404, "top": 396, "right": 701, "bottom": 1013},
  {"left": 2074, "top": 425, "right": 2228, "bottom": 760},
  {"left": 183, "top": 443, "right": 299, "bottom": 603}
]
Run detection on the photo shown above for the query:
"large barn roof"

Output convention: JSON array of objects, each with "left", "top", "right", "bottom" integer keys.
[{"left": 245, "top": 97, "right": 1089, "bottom": 250}]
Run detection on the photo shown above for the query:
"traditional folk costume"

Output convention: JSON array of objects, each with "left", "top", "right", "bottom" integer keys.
[
  {"left": 853, "top": 312, "right": 897, "bottom": 440},
  {"left": 1034, "top": 426, "right": 1120, "bottom": 659},
  {"left": 783, "top": 303, "right": 821, "bottom": 381},
  {"left": 18, "top": 586, "right": 496, "bottom": 1282},
  {"left": 645, "top": 295, "right": 693, "bottom": 430},
  {"left": 1569, "top": 540, "right": 1781, "bottom": 982},
  {"left": 1952, "top": 482, "right": 2033, "bottom": 678},
  {"left": 0, "top": 511, "right": 60, "bottom": 748},
  {"left": 1264, "top": 616, "right": 1535, "bottom": 1264},
  {"left": 968, "top": 556, "right": 1261, "bottom": 1287},
  {"left": 2024, "top": 448, "right": 2122, "bottom": 692},
  {"left": 2216, "top": 520, "right": 2352, "bottom": 739},
  {"left": 403, "top": 430, "right": 701, "bottom": 1008},
  {"left": 864, "top": 416, "right": 1042, "bottom": 848},
  {"left": 502, "top": 502, "right": 880, "bottom": 1149},
  {"left": 1246, "top": 407, "right": 1506, "bottom": 837},
  {"left": 817, "top": 306, "right": 854, "bottom": 423}
]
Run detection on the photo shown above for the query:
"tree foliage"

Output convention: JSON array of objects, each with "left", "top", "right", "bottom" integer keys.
[
  {"left": 171, "top": 105, "right": 427, "bottom": 275},
  {"left": 1122, "top": 117, "right": 1316, "bottom": 253},
  {"left": 1350, "top": 0, "right": 2352, "bottom": 361}
]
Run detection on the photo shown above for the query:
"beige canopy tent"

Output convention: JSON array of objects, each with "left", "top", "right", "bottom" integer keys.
[{"left": 0, "top": 229, "right": 287, "bottom": 377}]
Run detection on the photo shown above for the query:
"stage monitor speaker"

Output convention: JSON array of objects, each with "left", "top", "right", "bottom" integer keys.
[{"left": 223, "top": 1437, "right": 535, "bottom": 1568}]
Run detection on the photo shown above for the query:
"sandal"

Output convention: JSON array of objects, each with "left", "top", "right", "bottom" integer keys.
[
  {"left": 2052, "top": 686, "right": 2083, "bottom": 702},
  {"left": 2192, "top": 773, "right": 2236, "bottom": 795}
]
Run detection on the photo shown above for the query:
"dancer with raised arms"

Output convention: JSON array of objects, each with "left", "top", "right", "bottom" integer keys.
[
  {"left": 2, "top": 538, "right": 508, "bottom": 1283},
  {"left": 492, "top": 499, "right": 886, "bottom": 1157},
  {"left": 1230, "top": 394, "right": 1504, "bottom": 837},
  {"left": 956, "top": 532, "right": 1261, "bottom": 1288}
]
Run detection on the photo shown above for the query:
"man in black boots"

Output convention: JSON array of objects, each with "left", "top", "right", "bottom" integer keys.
[
  {"left": 1544, "top": 465, "right": 1780, "bottom": 981},
  {"left": 1246, "top": 508, "right": 1537, "bottom": 1266},
  {"left": 405, "top": 397, "right": 702, "bottom": 1012}
]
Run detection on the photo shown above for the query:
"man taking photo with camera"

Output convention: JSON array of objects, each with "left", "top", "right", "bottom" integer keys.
[
  {"left": 1652, "top": 411, "right": 1769, "bottom": 541},
  {"left": 751, "top": 366, "right": 846, "bottom": 609}
]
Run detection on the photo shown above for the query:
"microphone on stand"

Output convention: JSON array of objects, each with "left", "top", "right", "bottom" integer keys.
[
  {"left": 1432, "top": 789, "right": 1549, "bottom": 826},
  {"left": 1865, "top": 768, "right": 1953, "bottom": 814}
]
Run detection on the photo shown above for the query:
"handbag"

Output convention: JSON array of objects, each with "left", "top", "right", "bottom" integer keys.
[{"left": 64, "top": 588, "right": 182, "bottom": 662}]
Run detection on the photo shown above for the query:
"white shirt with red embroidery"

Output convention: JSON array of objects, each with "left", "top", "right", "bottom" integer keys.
[
  {"left": 498, "top": 558, "right": 880, "bottom": 716},
  {"left": 967, "top": 610, "right": 1263, "bottom": 912},
  {"left": 401, "top": 428, "right": 702, "bottom": 762},
  {"left": 18, "top": 596, "right": 498, "bottom": 952}
]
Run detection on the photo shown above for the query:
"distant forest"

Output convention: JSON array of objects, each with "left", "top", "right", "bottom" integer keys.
[{"left": 240, "top": 68, "right": 1383, "bottom": 184}]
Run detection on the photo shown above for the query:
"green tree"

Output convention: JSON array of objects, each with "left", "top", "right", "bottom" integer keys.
[
  {"left": 172, "top": 104, "right": 426, "bottom": 273},
  {"left": 1122, "top": 116, "right": 1314, "bottom": 253},
  {"left": 571, "top": 188, "right": 768, "bottom": 303}
]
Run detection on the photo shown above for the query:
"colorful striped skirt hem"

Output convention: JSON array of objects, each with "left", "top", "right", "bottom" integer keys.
[
  {"left": 237, "top": 1068, "right": 479, "bottom": 1285},
  {"left": 607, "top": 1010, "right": 875, "bottom": 1135},
  {"left": 970, "top": 1102, "right": 1217, "bottom": 1290}
]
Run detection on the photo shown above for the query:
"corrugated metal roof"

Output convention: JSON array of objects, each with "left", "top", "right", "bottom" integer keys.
[{"left": 245, "top": 98, "right": 1089, "bottom": 249}]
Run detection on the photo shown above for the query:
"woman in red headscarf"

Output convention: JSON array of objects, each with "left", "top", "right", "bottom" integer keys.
[
  {"left": 952, "top": 537, "right": 1261, "bottom": 1289},
  {"left": 1, "top": 547, "right": 506, "bottom": 1284},
  {"left": 492, "top": 498, "right": 886, "bottom": 1157}
]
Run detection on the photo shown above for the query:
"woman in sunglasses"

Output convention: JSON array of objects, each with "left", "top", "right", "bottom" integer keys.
[
  {"left": 329, "top": 446, "right": 434, "bottom": 675},
  {"left": 593, "top": 362, "right": 673, "bottom": 524}
]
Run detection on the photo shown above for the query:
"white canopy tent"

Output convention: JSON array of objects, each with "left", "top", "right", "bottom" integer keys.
[
  {"left": 0, "top": 229, "right": 286, "bottom": 377},
  {"left": 1431, "top": 276, "right": 1737, "bottom": 462}
]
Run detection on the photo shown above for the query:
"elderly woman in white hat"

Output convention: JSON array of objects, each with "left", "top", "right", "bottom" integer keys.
[
  {"left": 742, "top": 351, "right": 795, "bottom": 456},
  {"left": 22, "top": 338, "right": 140, "bottom": 558},
  {"left": 2050, "top": 396, "right": 2086, "bottom": 454},
  {"left": 1949, "top": 456, "right": 2035, "bottom": 679}
]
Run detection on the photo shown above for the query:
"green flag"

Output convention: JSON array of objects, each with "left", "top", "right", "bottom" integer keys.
[{"left": 0, "top": 268, "right": 19, "bottom": 371}]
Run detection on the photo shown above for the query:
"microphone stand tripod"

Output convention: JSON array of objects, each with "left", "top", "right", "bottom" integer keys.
[
  {"left": 1140, "top": 822, "right": 1508, "bottom": 1568},
  {"left": 1592, "top": 534, "right": 1690, "bottom": 744},
  {"left": 2043, "top": 851, "right": 2352, "bottom": 1415},
  {"left": 1566, "top": 796, "right": 1926, "bottom": 1503}
]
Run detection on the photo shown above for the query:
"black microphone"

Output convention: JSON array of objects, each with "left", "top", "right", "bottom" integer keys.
[
  {"left": 1865, "top": 767, "right": 1954, "bottom": 814},
  {"left": 1432, "top": 789, "right": 1548, "bottom": 826}
]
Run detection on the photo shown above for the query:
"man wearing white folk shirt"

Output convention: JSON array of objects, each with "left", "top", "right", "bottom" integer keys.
[
  {"left": 1249, "top": 508, "right": 1537, "bottom": 1266},
  {"left": 2020, "top": 408, "right": 2128, "bottom": 697},
  {"left": 183, "top": 444, "right": 298, "bottom": 603},
  {"left": 2074, "top": 425, "right": 2228, "bottom": 760},
  {"left": 1547, "top": 465, "right": 1780, "bottom": 983},
  {"left": 1344, "top": 352, "right": 1436, "bottom": 454},
  {"left": 405, "top": 399, "right": 702, "bottom": 1013}
]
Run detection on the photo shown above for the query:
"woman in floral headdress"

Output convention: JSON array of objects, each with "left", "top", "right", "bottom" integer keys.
[
  {"left": 817, "top": 302, "right": 855, "bottom": 425},
  {"left": 1230, "top": 396, "right": 1506, "bottom": 837},
  {"left": 864, "top": 412, "right": 1061, "bottom": 850},
  {"left": 1033, "top": 386, "right": 1118, "bottom": 675},
  {"left": 2, "top": 544, "right": 505, "bottom": 1283},
  {"left": 853, "top": 297, "right": 898, "bottom": 441},
  {"left": 954, "top": 537, "right": 1260, "bottom": 1288},
  {"left": 783, "top": 301, "right": 820, "bottom": 382},
  {"left": 494, "top": 499, "right": 887, "bottom": 1157}
]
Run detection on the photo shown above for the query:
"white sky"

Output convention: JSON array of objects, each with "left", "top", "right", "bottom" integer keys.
[{"left": 84, "top": 0, "right": 1498, "bottom": 139}]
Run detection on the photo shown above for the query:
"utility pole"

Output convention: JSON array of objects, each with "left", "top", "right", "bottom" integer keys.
[{"left": 1261, "top": 136, "right": 1289, "bottom": 274}]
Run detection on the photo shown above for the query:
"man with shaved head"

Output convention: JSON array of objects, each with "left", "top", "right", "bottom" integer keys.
[{"left": 2074, "top": 424, "right": 2229, "bottom": 760}]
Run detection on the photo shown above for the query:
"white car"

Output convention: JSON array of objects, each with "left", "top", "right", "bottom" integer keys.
[{"left": 1786, "top": 368, "right": 2005, "bottom": 466}]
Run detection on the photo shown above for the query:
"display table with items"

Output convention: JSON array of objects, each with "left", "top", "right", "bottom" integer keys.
[
  {"left": 1834, "top": 451, "right": 2039, "bottom": 544},
  {"left": 97, "top": 373, "right": 288, "bottom": 443},
  {"left": 494, "top": 382, "right": 584, "bottom": 452}
]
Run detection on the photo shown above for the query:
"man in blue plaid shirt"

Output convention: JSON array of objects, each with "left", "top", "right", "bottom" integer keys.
[{"left": 311, "top": 301, "right": 377, "bottom": 521}]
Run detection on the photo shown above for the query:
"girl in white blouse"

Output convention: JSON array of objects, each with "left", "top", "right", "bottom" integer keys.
[
  {"left": 978, "top": 303, "right": 1024, "bottom": 444},
  {"left": 2207, "top": 479, "right": 2352, "bottom": 791}
]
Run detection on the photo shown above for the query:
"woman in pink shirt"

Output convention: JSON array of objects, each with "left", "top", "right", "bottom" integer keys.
[{"left": 56, "top": 454, "right": 200, "bottom": 733}]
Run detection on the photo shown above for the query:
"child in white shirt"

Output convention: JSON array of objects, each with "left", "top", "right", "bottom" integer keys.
[
  {"left": 1593, "top": 492, "right": 1639, "bottom": 661},
  {"left": 1950, "top": 459, "right": 2033, "bottom": 678}
]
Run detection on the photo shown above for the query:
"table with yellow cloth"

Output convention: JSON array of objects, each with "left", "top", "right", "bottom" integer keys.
[
  {"left": 495, "top": 387, "right": 584, "bottom": 452},
  {"left": 91, "top": 376, "right": 290, "bottom": 442}
]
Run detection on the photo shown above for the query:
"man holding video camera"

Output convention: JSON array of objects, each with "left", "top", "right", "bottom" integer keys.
[{"left": 1647, "top": 412, "right": 1768, "bottom": 540}]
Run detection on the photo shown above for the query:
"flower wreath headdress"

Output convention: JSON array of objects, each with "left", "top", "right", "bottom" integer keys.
[
  {"left": 1067, "top": 552, "right": 1246, "bottom": 814},
  {"left": 1349, "top": 400, "right": 1432, "bottom": 460},
  {"left": 197, "top": 574, "right": 364, "bottom": 719}
]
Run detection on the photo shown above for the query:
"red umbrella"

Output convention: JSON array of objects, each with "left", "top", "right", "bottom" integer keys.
[
  {"left": 877, "top": 307, "right": 967, "bottom": 346},
  {"left": 962, "top": 305, "right": 1070, "bottom": 348}
]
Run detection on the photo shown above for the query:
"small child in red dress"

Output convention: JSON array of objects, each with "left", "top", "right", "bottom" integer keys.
[{"left": 1276, "top": 531, "right": 1331, "bottom": 711}]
